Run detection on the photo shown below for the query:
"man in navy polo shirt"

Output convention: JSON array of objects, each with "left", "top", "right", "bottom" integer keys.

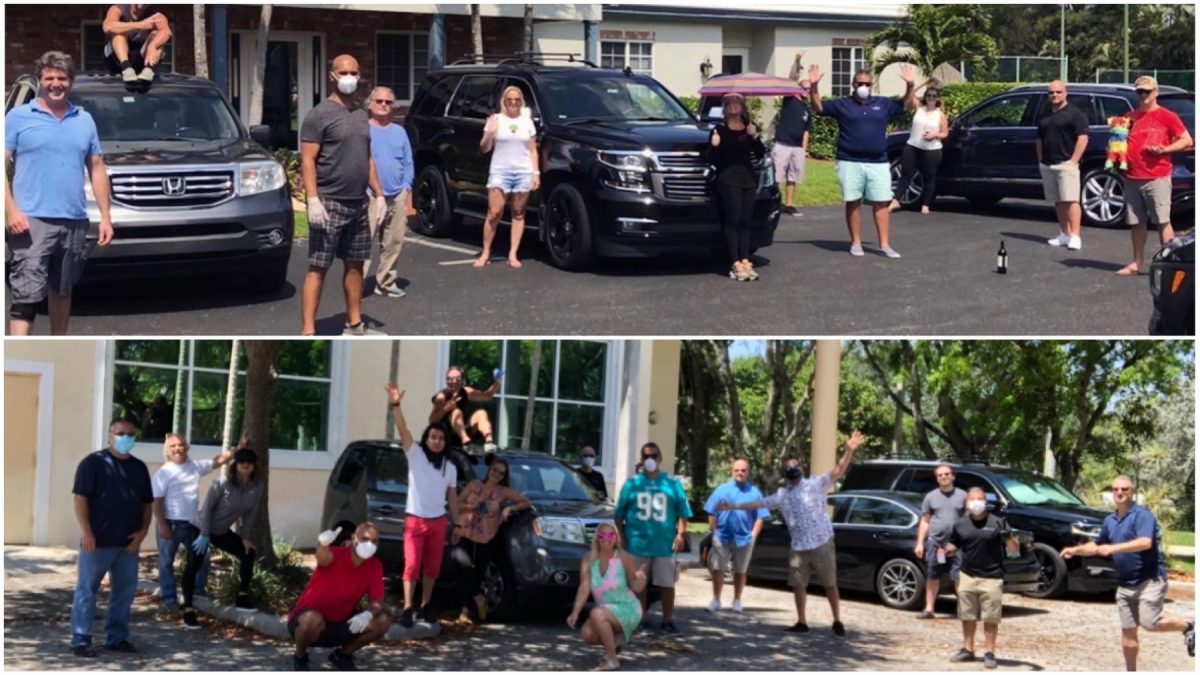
[
  {"left": 807, "top": 63, "right": 916, "bottom": 259},
  {"left": 1061, "top": 475, "right": 1194, "bottom": 669},
  {"left": 4, "top": 51, "right": 114, "bottom": 336}
]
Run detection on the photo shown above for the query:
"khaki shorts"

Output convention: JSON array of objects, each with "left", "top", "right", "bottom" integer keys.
[
  {"left": 1039, "top": 161, "right": 1081, "bottom": 203},
  {"left": 708, "top": 538, "right": 755, "bottom": 575},
  {"left": 1116, "top": 577, "right": 1167, "bottom": 630},
  {"left": 629, "top": 554, "right": 679, "bottom": 588},
  {"left": 1124, "top": 177, "right": 1172, "bottom": 226},
  {"left": 957, "top": 572, "right": 1004, "bottom": 625},
  {"left": 772, "top": 143, "right": 807, "bottom": 184},
  {"left": 788, "top": 540, "right": 837, "bottom": 588}
]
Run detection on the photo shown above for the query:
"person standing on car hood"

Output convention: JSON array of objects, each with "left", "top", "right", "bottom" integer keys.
[
  {"left": 1037, "top": 80, "right": 1089, "bottom": 252},
  {"left": 718, "top": 431, "right": 863, "bottom": 636},
  {"left": 1061, "top": 475, "right": 1195, "bottom": 669},
  {"left": 1116, "top": 76, "right": 1193, "bottom": 277},
  {"left": 914, "top": 463, "right": 967, "bottom": 619},
  {"left": 299, "top": 54, "right": 387, "bottom": 336},
  {"left": 5, "top": 51, "right": 114, "bottom": 336}
]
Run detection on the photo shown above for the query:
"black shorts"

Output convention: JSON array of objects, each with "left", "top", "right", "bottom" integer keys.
[
  {"left": 104, "top": 39, "right": 148, "bottom": 73},
  {"left": 287, "top": 609, "right": 356, "bottom": 649}
]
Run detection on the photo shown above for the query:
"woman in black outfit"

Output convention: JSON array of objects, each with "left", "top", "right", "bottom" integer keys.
[{"left": 711, "top": 92, "right": 765, "bottom": 281}]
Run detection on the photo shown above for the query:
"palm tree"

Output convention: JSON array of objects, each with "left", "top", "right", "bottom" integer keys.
[
  {"left": 248, "top": 5, "right": 273, "bottom": 126},
  {"left": 865, "top": 4, "right": 999, "bottom": 83},
  {"left": 192, "top": 4, "right": 208, "bottom": 79},
  {"left": 471, "top": 4, "right": 483, "bottom": 63},
  {"left": 523, "top": 4, "right": 534, "bottom": 52}
]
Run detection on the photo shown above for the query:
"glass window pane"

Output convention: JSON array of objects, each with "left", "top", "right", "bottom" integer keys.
[
  {"left": 276, "top": 340, "right": 331, "bottom": 378},
  {"left": 501, "top": 399, "right": 553, "bottom": 453},
  {"left": 557, "top": 341, "right": 606, "bottom": 402},
  {"left": 555, "top": 403, "right": 604, "bottom": 462},
  {"left": 449, "top": 340, "right": 503, "bottom": 389},
  {"left": 372, "top": 445, "right": 409, "bottom": 495},
  {"left": 504, "top": 340, "right": 555, "bottom": 400},
  {"left": 111, "top": 364, "right": 182, "bottom": 443},
  {"left": 188, "top": 372, "right": 241, "bottom": 447},
  {"left": 271, "top": 379, "right": 330, "bottom": 451},
  {"left": 116, "top": 340, "right": 185, "bottom": 366},
  {"left": 194, "top": 340, "right": 233, "bottom": 370}
]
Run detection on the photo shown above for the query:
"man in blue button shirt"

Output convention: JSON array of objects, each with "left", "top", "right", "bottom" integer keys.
[
  {"left": 365, "top": 86, "right": 414, "bottom": 299},
  {"left": 4, "top": 51, "right": 114, "bottom": 336},
  {"left": 807, "top": 63, "right": 917, "bottom": 259},
  {"left": 1061, "top": 475, "right": 1194, "bottom": 669},
  {"left": 703, "top": 457, "right": 769, "bottom": 613}
]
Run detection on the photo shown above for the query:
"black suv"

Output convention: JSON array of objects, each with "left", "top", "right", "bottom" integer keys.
[
  {"left": 405, "top": 55, "right": 781, "bottom": 270},
  {"left": 322, "top": 441, "right": 612, "bottom": 620},
  {"left": 841, "top": 460, "right": 1118, "bottom": 598},
  {"left": 888, "top": 84, "right": 1195, "bottom": 229},
  {"left": 1148, "top": 229, "right": 1195, "bottom": 335},
  {"left": 5, "top": 74, "right": 294, "bottom": 291}
]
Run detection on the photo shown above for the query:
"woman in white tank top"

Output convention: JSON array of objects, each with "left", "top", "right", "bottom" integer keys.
[{"left": 891, "top": 88, "right": 948, "bottom": 214}]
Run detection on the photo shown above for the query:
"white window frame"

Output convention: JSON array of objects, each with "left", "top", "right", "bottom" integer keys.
[
  {"left": 831, "top": 46, "right": 867, "bottom": 98},
  {"left": 375, "top": 30, "right": 429, "bottom": 104},
  {"left": 96, "top": 340, "right": 349, "bottom": 471},
  {"left": 80, "top": 19, "right": 176, "bottom": 74},
  {"left": 600, "top": 40, "right": 653, "bottom": 76}
]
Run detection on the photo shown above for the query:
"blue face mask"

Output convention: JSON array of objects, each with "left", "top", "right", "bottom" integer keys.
[{"left": 113, "top": 434, "right": 137, "bottom": 454}]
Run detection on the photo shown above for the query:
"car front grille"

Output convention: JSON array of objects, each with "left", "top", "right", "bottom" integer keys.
[
  {"left": 110, "top": 169, "right": 235, "bottom": 208},
  {"left": 651, "top": 152, "right": 710, "bottom": 202}
]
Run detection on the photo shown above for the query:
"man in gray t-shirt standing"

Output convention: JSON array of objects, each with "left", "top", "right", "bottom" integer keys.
[
  {"left": 914, "top": 463, "right": 967, "bottom": 618},
  {"left": 300, "top": 53, "right": 386, "bottom": 336}
]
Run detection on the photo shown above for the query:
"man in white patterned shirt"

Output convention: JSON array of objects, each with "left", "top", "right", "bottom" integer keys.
[{"left": 719, "top": 430, "right": 863, "bottom": 636}]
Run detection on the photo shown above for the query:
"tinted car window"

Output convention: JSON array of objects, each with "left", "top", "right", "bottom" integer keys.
[
  {"left": 506, "top": 457, "right": 598, "bottom": 501},
  {"left": 963, "top": 94, "right": 1035, "bottom": 128},
  {"left": 372, "top": 447, "right": 409, "bottom": 495},
  {"left": 953, "top": 470, "right": 997, "bottom": 497},
  {"left": 334, "top": 447, "right": 368, "bottom": 487},
  {"left": 828, "top": 495, "right": 853, "bottom": 523},
  {"left": 1097, "top": 95, "right": 1133, "bottom": 121},
  {"left": 846, "top": 497, "right": 913, "bottom": 527},
  {"left": 415, "top": 76, "right": 458, "bottom": 116},
  {"left": 840, "top": 463, "right": 900, "bottom": 491},
  {"left": 448, "top": 76, "right": 499, "bottom": 120},
  {"left": 542, "top": 75, "right": 691, "bottom": 122},
  {"left": 74, "top": 92, "right": 241, "bottom": 143},
  {"left": 896, "top": 467, "right": 938, "bottom": 495}
]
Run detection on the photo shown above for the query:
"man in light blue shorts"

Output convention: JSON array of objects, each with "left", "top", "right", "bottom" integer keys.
[{"left": 808, "top": 63, "right": 917, "bottom": 258}]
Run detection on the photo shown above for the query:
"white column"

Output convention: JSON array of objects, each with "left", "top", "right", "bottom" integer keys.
[{"left": 810, "top": 340, "right": 842, "bottom": 476}]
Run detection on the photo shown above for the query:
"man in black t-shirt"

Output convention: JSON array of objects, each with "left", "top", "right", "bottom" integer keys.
[
  {"left": 772, "top": 51, "right": 813, "bottom": 215},
  {"left": 1036, "top": 80, "right": 1090, "bottom": 251},
  {"left": 576, "top": 446, "right": 608, "bottom": 499},
  {"left": 946, "top": 487, "right": 1019, "bottom": 669}
]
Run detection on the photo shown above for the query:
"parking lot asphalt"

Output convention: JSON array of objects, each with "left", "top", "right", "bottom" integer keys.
[
  {"left": 12, "top": 198, "right": 1166, "bottom": 336},
  {"left": 5, "top": 546, "right": 1194, "bottom": 672}
]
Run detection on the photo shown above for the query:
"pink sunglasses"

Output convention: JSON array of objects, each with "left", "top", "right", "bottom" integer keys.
[{"left": 597, "top": 531, "right": 617, "bottom": 542}]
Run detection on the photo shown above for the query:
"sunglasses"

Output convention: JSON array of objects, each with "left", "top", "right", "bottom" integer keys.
[
  {"left": 596, "top": 532, "right": 617, "bottom": 542},
  {"left": 1112, "top": 487, "right": 1132, "bottom": 492},
  {"left": 504, "top": 98, "right": 522, "bottom": 104},
  {"left": 1049, "top": 90, "right": 1065, "bottom": 95},
  {"left": 373, "top": 98, "right": 395, "bottom": 105},
  {"left": 114, "top": 432, "right": 137, "bottom": 438},
  {"left": 1135, "top": 89, "right": 1154, "bottom": 95},
  {"left": 854, "top": 82, "right": 873, "bottom": 88}
]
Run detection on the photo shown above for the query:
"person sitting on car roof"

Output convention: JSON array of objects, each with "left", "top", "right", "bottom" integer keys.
[
  {"left": 102, "top": 5, "right": 172, "bottom": 85},
  {"left": 475, "top": 85, "right": 540, "bottom": 269},
  {"left": 430, "top": 365, "right": 501, "bottom": 452}
]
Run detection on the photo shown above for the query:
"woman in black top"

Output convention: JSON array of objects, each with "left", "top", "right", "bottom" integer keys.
[{"left": 710, "top": 93, "right": 764, "bottom": 281}]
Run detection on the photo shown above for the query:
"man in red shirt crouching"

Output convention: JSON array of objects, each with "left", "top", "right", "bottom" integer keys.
[
  {"left": 1117, "top": 75, "right": 1194, "bottom": 276},
  {"left": 288, "top": 522, "right": 392, "bottom": 671}
]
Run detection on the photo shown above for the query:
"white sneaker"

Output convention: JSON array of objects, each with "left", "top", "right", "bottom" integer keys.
[
  {"left": 1067, "top": 236, "right": 1082, "bottom": 250},
  {"left": 849, "top": 243, "right": 865, "bottom": 257},
  {"left": 706, "top": 599, "right": 721, "bottom": 613},
  {"left": 1047, "top": 233, "right": 1069, "bottom": 246},
  {"left": 732, "top": 600, "right": 743, "bottom": 613}
]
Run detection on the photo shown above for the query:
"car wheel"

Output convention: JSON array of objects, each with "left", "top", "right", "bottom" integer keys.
[
  {"left": 542, "top": 183, "right": 594, "bottom": 271},
  {"left": 890, "top": 160, "right": 923, "bottom": 208},
  {"left": 1026, "top": 542, "right": 1068, "bottom": 599},
  {"left": 1081, "top": 168, "right": 1126, "bottom": 228},
  {"left": 875, "top": 557, "right": 925, "bottom": 610},
  {"left": 480, "top": 559, "right": 518, "bottom": 622},
  {"left": 965, "top": 194, "right": 1004, "bottom": 208},
  {"left": 412, "top": 165, "right": 458, "bottom": 237},
  {"left": 247, "top": 259, "right": 289, "bottom": 293}
]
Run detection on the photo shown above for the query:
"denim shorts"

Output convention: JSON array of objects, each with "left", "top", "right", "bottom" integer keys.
[{"left": 487, "top": 170, "right": 534, "bottom": 194}]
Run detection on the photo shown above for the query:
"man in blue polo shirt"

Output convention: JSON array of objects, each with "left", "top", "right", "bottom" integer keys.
[
  {"left": 703, "top": 457, "right": 769, "bottom": 613},
  {"left": 1061, "top": 475, "right": 1194, "bottom": 668},
  {"left": 5, "top": 51, "right": 113, "bottom": 336},
  {"left": 807, "top": 62, "right": 916, "bottom": 259},
  {"left": 365, "top": 85, "right": 413, "bottom": 299}
]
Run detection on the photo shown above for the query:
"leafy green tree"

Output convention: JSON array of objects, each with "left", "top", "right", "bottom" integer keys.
[{"left": 866, "top": 4, "right": 999, "bottom": 80}]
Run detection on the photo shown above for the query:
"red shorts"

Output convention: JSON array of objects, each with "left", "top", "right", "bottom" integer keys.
[{"left": 403, "top": 514, "right": 447, "bottom": 581}]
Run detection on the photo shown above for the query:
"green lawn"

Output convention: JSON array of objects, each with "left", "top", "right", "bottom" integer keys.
[
  {"left": 1169, "top": 555, "right": 1195, "bottom": 577},
  {"left": 294, "top": 211, "right": 309, "bottom": 240},
  {"left": 1167, "top": 530, "right": 1195, "bottom": 547},
  {"left": 781, "top": 159, "right": 844, "bottom": 208},
  {"left": 687, "top": 522, "right": 711, "bottom": 534}
]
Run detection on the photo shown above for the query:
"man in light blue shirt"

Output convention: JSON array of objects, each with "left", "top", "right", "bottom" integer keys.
[
  {"left": 703, "top": 457, "right": 769, "bottom": 613},
  {"left": 365, "top": 86, "right": 414, "bottom": 299},
  {"left": 4, "top": 51, "right": 113, "bottom": 335}
]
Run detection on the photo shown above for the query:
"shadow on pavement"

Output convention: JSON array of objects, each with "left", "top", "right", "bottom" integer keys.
[
  {"left": 1059, "top": 258, "right": 1127, "bottom": 272},
  {"left": 65, "top": 276, "right": 297, "bottom": 317}
]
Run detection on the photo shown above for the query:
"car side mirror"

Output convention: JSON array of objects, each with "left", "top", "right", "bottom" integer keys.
[{"left": 249, "top": 124, "right": 271, "bottom": 146}]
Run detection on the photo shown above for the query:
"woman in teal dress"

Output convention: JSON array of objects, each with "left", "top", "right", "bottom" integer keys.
[{"left": 567, "top": 522, "right": 646, "bottom": 671}]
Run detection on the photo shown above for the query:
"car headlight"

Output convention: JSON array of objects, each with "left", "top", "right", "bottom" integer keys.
[
  {"left": 597, "top": 151, "right": 650, "bottom": 172},
  {"left": 1070, "top": 522, "right": 1102, "bottom": 539},
  {"left": 240, "top": 160, "right": 286, "bottom": 196},
  {"left": 532, "top": 517, "right": 586, "bottom": 545}
]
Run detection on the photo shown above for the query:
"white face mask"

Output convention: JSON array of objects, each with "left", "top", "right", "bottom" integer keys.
[
  {"left": 855, "top": 85, "right": 871, "bottom": 100},
  {"left": 642, "top": 458, "right": 658, "bottom": 473},
  {"left": 355, "top": 540, "right": 377, "bottom": 559},
  {"left": 582, "top": 457, "right": 595, "bottom": 468},
  {"left": 336, "top": 75, "right": 359, "bottom": 96},
  {"left": 967, "top": 499, "right": 987, "bottom": 515}
]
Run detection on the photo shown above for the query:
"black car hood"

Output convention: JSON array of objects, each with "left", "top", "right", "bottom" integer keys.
[
  {"left": 101, "top": 139, "right": 269, "bottom": 167},
  {"left": 555, "top": 121, "right": 711, "bottom": 152},
  {"left": 531, "top": 499, "right": 614, "bottom": 519},
  {"left": 1010, "top": 500, "right": 1108, "bottom": 524}
]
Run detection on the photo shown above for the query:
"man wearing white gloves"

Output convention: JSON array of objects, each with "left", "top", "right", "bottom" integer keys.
[
  {"left": 287, "top": 521, "right": 391, "bottom": 671},
  {"left": 299, "top": 53, "right": 387, "bottom": 336}
]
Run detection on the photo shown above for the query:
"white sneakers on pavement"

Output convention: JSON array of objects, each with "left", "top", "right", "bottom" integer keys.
[
  {"left": 732, "top": 600, "right": 744, "bottom": 613},
  {"left": 1048, "top": 233, "right": 1082, "bottom": 250},
  {"left": 706, "top": 599, "right": 721, "bottom": 613},
  {"left": 1067, "top": 236, "right": 1082, "bottom": 250}
]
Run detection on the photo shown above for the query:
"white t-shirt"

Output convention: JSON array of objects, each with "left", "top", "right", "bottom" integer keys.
[
  {"left": 152, "top": 458, "right": 216, "bottom": 521},
  {"left": 488, "top": 114, "right": 537, "bottom": 174},
  {"left": 405, "top": 443, "right": 458, "bottom": 519},
  {"left": 907, "top": 107, "right": 944, "bottom": 151}
]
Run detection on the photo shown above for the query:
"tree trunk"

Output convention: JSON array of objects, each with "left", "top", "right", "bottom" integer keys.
[
  {"left": 193, "top": 4, "right": 209, "bottom": 80},
  {"left": 248, "top": 5, "right": 273, "bottom": 126},
  {"left": 706, "top": 340, "right": 749, "bottom": 463},
  {"left": 242, "top": 341, "right": 282, "bottom": 568},
  {"left": 172, "top": 340, "right": 187, "bottom": 433},
  {"left": 523, "top": 4, "right": 534, "bottom": 52},
  {"left": 221, "top": 341, "right": 241, "bottom": 449},
  {"left": 385, "top": 341, "right": 400, "bottom": 441},
  {"left": 521, "top": 341, "right": 542, "bottom": 449},
  {"left": 682, "top": 342, "right": 711, "bottom": 499},
  {"left": 471, "top": 5, "right": 483, "bottom": 63}
]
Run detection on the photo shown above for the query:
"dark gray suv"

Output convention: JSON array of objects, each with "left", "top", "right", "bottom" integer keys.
[
  {"left": 5, "top": 73, "right": 294, "bottom": 292},
  {"left": 322, "top": 441, "right": 612, "bottom": 620}
]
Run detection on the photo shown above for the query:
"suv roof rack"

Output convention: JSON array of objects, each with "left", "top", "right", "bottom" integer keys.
[{"left": 448, "top": 52, "right": 598, "bottom": 68}]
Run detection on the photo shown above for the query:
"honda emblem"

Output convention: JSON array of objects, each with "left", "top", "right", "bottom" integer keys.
[{"left": 162, "top": 176, "right": 186, "bottom": 196}]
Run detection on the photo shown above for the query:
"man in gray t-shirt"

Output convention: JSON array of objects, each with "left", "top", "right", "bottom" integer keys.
[
  {"left": 299, "top": 53, "right": 386, "bottom": 337},
  {"left": 914, "top": 463, "right": 967, "bottom": 618}
]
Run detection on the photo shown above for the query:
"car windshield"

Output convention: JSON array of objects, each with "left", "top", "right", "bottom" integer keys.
[
  {"left": 996, "top": 471, "right": 1085, "bottom": 506},
  {"left": 1159, "top": 97, "right": 1195, "bottom": 132},
  {"left": 543, "top": 75, "right": 692, "bottom": 123},
  {"left": 473, "top": 456, "right": 601, "bottom": 502},
  {"left": 73, "top": 91, "right": 242, "bottom": 145}
]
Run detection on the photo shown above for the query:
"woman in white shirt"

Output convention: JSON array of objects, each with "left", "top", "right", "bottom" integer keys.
[
  {"left": 891, "top": 87, "right": 948, "bottom": 215},
  {"left": 476, "top": 86, "right": 540, "bottom": 269}
]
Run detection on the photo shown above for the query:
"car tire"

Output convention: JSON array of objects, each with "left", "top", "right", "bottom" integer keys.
[
  {"left": 889, "top": 159, "right": 924, "bottom": 208},
  {"left": 1026, "top": 542, "right": 1069, "bottom": 599},
  {"left": 875, "top": 557, "right": 925, "bottom": 610},
  {"left": 248, "top": 259, "right": 289, "bottom": 294},
  {"left": 412, "top": 165, "right": 459, "bottom": 237},
  {"left": 1081, "top": 167, "right": 1126, "bottom": 228},
  {"left": 480, "top": 558, "right": 519, "bottom": 622},
  {"left": 542, "top": 183, "right": 594, "bottom": 271},
  {"left": 965, "top": 194, "right": 1004, "bottom": 209}
]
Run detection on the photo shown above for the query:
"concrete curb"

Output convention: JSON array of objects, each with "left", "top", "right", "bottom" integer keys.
[{"left": 136, "top": 580, "right": 440, "bottom": 641}]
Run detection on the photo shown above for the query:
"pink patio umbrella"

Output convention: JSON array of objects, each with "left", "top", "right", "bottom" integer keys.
[{"left": 698, "top": 72, "right": 805, "bottom": 97}]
